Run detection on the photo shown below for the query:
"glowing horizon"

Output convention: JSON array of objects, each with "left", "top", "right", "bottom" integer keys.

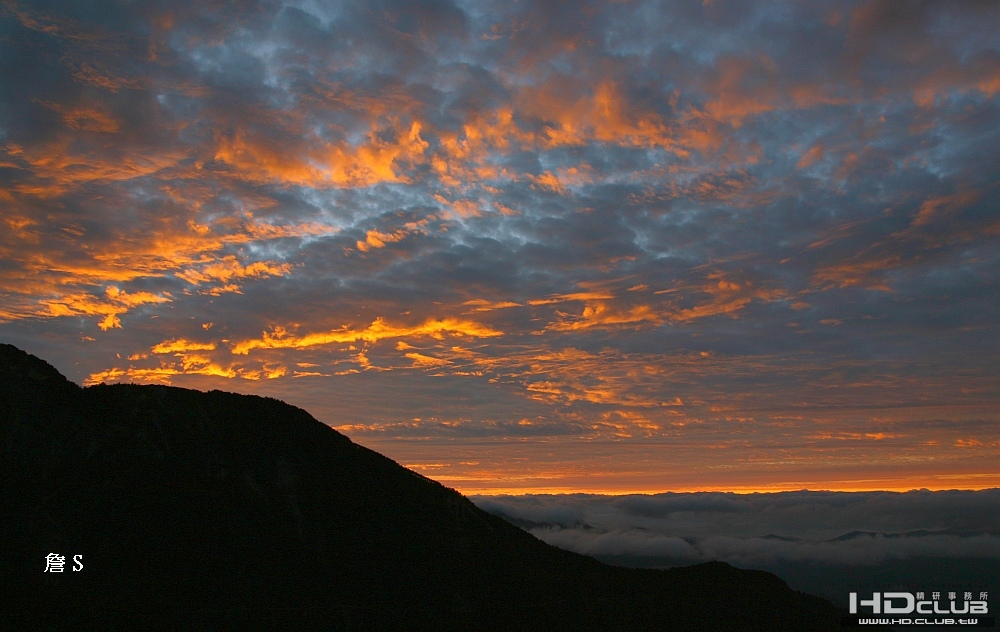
[{"left": 455, "top": 480, "right": 1000, "bottom": 498}]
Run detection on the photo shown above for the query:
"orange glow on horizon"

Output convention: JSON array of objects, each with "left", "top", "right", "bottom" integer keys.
[{"left": 443, "top": 475, "right": 1000, "bottom": 497}]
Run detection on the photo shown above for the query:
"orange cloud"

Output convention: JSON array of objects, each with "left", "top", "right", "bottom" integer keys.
[
  {"left": 462, "top": 299, "right": 521, "bottom": 313},
  {"left": 545, "top": 303, "right": 664, "bottom": 332},
  {"left": 0, "top": 199, "right": 335, "bottom": 327},
  {"left": 912, "top": 190, "right": 981, "bottom": 227},
  {"left": 174, "top": 255, "right": 293, "bottom": 287},
  {"left": 37, "top": 100, "right": 120, "bottom": 133},
  {"left": 243, "top": 365, "right": 288, "bottom": 381},
  {"left": 528, "top": 291, "right": 616, "bottom": 305},
  {"left": 69, "top": 61, "right": 141, "bottom": 93},
  {"left": 432, "top": 193, "right": 487, "bottom": 218},
  {"left": 356, "top": 229, "right": 408, "bottom": 252},
  {"left": 214, "top": 120, "right": 428, "bottom": 188},
  {"left": 696, "top": 55, "right": 848, "bottom": 130},
  {"left": 39, "top": 286, "right": 170, "bottom": 330},
  {"left": 405, "top": 352, "right": 451, "bottom": 368},
  {"left": 10, "top": 138, "right": 186, "bottom": 195},
  {"left": 428, "top": 80, "right": 688, "bottom": 191},
  {"left": 539, "top": 274, "right": 787, "bottom": 331},
  {"left": 84, "top": 355, "right": 288, "bottom": 385},
  {"left": 812, "top": 256, "right": 899, "bottom": 291},
  {"left": 292, "top": 370, "right": 327, "bottom": 378},
  {"left": 231, "top": 317, "right": 503, "bottom": 355},
  {"left": 532, "top": 171, "right": 566, "bottom": 193},
  {"left": 151, "top": 338, "right": 216, "bottom": 354},
  {"left": 668, "top": 273, "right": 787, "bottom": 322},
  {"left": 797, "top": 143, "right": 825, "bottom": 168},
  {"left": 486, "top": 347, "right": 685, "bottom": 409},
  {"left": 519, "top": 80, "right": 676, "bottom": 150},
  {"left": 811, "top": 432, "right": 903, "bottom": 441}
]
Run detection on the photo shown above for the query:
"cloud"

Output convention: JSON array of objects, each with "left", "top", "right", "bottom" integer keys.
[
  {"left": 462, "top": 299, "right": 521, "bottom": 313},
  {"left": 528, "top": 291, "right": 617, "bottom": 306},
  {"left": 213, "top": 119, "right": 429, "bottom": 188},
  {"left": 473, "top": 489, "right": 1000, "bottom": 565},
  {"left": 151, "top": 339, "right": 215, "bottom": 355},
  {"left": 174, "top": 256, "right": 293, "bottom": 288},
  {"left": 38, "top": 286, "right": 171, "bottom": 330},
  {"left": 356, "top": 229, "right": 409, "bottom": 252},
  {"left": 231, "top": 317, "right": 503, "bottom": 355},
  {"left": 84, "top": 352, "right": 288, "bottom": 385},
  {"left": 2, "top": 0, "right": 1000, "bottom": 493}
]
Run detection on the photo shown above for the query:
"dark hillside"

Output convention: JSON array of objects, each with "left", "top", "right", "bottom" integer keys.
[{"left": 0, "top": 343, "right": 843, "bottom": 630}]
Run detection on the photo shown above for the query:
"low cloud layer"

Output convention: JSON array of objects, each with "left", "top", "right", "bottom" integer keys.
[{"left": 473, "top": 489, "right": 1000, "bottom": 565}]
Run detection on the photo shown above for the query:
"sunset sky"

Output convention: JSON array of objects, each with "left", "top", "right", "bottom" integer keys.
[{"left": 2, "top": 0, "right": 998, "bottom": 494}]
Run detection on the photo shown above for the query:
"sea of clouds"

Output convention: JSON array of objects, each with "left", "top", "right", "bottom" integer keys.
[{"left": 472, "top": 489, "right": 1000, "bottom": 567}]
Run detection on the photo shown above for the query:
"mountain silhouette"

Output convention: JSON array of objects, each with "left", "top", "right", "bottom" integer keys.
[{"left": 0, "top": 343, "right": 844, "bottom": 630}]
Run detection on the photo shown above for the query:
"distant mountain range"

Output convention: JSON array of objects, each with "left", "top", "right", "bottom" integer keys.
[
  {"left": 478, "top": 504, "right": 1000, "bottom": 607},
  {"left": 482, "top": 511, "right": 998, "bottom": 544},
  {"left": 0, "top": 344, "right": 843, "bottom": 630}
]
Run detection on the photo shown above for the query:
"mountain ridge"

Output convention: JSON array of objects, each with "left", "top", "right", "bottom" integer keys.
[{"left": 0, "top": 343, "right": 843, "bottom": 630}]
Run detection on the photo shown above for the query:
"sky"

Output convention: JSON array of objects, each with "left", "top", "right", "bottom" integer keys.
[{"left": 1, "top": 0, "right": 999, "bottom": 494}]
